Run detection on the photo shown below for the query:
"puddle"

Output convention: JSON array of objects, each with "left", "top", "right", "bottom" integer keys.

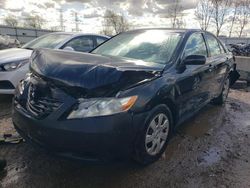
[
  {"left": 161, "top": 137, "right": 181, "bottom": 161},
  {"left": 179, "top": 105, "right": 226, "bottom": 138},
  {"left": 197, "top": 147, "right": 221, "bottom": 166},
  {"left": 162, "top": 105, "right": 227, "bottom": 161}
]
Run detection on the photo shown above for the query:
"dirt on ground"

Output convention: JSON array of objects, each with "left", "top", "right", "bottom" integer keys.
[{"left": 0, "top": 89, "right": 250, "bottom": 188}]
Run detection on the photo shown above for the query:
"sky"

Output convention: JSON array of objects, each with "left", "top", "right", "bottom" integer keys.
[
  {"left": 0, "top": 0, "right": 200, "bottom": 33},
  {"left": 0, "top": 0, "right": 249, "bottom": 36}
]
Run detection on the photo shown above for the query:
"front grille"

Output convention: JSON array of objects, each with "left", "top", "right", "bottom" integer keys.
[{"left": 26, "top": 83, "right": 61, "bottom": 119}]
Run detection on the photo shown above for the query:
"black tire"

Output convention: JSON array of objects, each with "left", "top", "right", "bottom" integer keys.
[
  {"left": 212, "top": 76, "right": 230, "bottom": 105},
  {"left": 133, "top": 104, "right": 173, "bottom": 165}
]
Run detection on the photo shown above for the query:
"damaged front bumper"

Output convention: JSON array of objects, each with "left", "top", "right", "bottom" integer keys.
[
  {"left": 13, "top": 103, "right": 143, "bottom": 162},
  {"left": 12, "top": 72, "right": 151, "bottom": 162}
]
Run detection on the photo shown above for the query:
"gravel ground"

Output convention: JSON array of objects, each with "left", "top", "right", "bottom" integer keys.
[{"left": 0, "top": 89, "right": 250, "bottom": 188}]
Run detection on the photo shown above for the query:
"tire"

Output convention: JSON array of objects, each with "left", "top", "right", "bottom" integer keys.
[
  {"left": 212, "top": 76, "right": 230, "bottom": 105},
  {"left": 134, "top": 104, "right": 173, "bottom": 165}
]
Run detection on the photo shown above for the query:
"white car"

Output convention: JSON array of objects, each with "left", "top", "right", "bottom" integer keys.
[{"left": 0, "top": 32, "right": 109, "bottom": 94}]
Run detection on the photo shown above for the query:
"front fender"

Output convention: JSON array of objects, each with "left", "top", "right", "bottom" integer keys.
[{"left": 117, "top": 74, "right": 178, "bottom": 114}]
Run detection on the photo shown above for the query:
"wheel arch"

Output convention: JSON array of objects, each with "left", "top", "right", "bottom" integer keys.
[{"left": 149, "top": 95, "right": 178, "bottom": 127}]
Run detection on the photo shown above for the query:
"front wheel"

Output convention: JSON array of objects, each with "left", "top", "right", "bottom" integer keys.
[
  {"left": 134, "top": 105, "right": 173, "bottom": 165},
  {"left": 212, "top": 77, "right": 230, "bottom": 105}
]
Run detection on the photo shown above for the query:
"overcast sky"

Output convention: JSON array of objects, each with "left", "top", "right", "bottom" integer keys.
[
  {"left": 0, "top": 0, "right": 201, "bottom": 33},
  {"left": 3, "top": 0, "right": 249, "bottom": 37}
]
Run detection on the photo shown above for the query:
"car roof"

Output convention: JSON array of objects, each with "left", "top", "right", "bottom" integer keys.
[
  {"left": 124, "top": 28, "right": 220, "bottom": 41},
  {"left": 124, "top": 28, "right": 209, "bottom": 35},
  {"left": 48, "top": 32, "right": 110, "bottom": 38}
]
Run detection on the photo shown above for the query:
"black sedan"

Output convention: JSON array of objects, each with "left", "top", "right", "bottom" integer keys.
[{"left": 13, "top": 29, "right": 239, "bottom": 165}]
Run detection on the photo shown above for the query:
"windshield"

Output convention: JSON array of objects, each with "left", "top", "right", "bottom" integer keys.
[
  {"left": 92, "top": 30, "right": 182, "bottom": 64},
  {"left": 22, "top": 33, "right": 71, "bottom": 49}
]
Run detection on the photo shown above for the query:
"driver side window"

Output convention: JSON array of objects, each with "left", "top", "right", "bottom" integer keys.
[{"left": 184, "top": 33, "right": 208, "bottom": 58}]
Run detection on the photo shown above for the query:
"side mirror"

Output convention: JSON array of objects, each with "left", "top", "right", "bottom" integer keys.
[
  {"left": 63, "top": 46, "right": 74, "bottom": 51},
  {"left": 183, "top": 55, "right": 206, "bottom": 65}
]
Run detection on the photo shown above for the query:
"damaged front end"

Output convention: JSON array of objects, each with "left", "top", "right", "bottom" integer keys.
[
  {"left": 15, "top": 49, "right": 162, "bottom": 120},
  {"left": 28, "top": 49, "right": 162, "bottom": 98}
]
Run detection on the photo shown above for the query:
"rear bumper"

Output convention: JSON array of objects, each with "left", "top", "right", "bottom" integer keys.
[{"left": 13, "top": 105, "right": 146, "bottom": 162}]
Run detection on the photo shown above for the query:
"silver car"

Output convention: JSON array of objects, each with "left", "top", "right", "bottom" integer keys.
[{"left": 0, "top": 32, "right": 109, "bottom": 94}]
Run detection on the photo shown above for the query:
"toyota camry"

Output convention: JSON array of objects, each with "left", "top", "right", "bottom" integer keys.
[{"left": 13, "top": 29, "right": 239, "bottom": 164}]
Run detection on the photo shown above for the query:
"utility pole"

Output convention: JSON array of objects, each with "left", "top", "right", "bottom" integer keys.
[
  {"left": 59, "top": 9, "right": 65, "bottom": 31},
  {"left": 72, "top": 11, "right": 79, "bottom": 32}
]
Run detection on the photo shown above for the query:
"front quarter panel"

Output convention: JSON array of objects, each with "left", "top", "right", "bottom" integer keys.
[{"left": 117, "top": 70, "right": 177, "bottom": 114}]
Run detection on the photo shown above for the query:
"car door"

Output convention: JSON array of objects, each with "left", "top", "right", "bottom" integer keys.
[
  {"left": 205, "top": 34, "right": 228, "bottom": 98},
  {"left": 62, "top": 36, "right": 95, "bottom": 52},
  {"left": 175, "top": 32, "right": 213, "bottom": 119}
]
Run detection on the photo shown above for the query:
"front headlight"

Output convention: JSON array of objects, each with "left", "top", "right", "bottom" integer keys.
[
  {"left": 67, "top": 96, "right": 138, "bottom": 119},
  {"left": 17, "top": 73, "right": 31, "bottom": 95},
  {"left": 2, "top": 59, "right": 29, "bottom": 71}
]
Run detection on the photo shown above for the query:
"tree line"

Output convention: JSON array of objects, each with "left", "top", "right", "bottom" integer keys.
[
  {"left": 195, "top": 0, "right": 250, "bottom": 37},
  {"left": 3, "top": 0, "right": 250, "bottom": 37},
  {"left": 4, "top": 15, "right": 45, "bottom": 30}
]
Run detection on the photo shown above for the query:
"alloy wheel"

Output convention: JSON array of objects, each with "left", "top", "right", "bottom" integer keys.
[{"left": 145, "top": 113, "right": 170, "bottom": 156}]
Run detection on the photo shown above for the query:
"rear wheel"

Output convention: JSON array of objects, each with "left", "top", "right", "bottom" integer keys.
[
  {"left": 134, "top": 105, "right": 173, "bottom": 165},
  {"left": 213, "top": 77, "right": 230, "bottom": 105}
]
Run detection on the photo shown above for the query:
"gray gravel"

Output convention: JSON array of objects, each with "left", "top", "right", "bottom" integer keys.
[{"left": 1, "top": 89, "right": 250, "bottom": 188}]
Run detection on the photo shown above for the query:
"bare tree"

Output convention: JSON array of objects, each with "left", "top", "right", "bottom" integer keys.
[
  {"left": 102, "top": 10, "right": 130, "bottom": 35},
  {"left": 4, "top": 15, "right": 18, "bottom": 27},
  {"left": 236, "top": 0, "right": 250, "bottom": 37},
  {"left": 210, "top": 0, "right": 231, "bottom": 36},
  {"left": 24, "top": 15, "right": 45, "bottom": 29},
  {"left": 228, "top": 1, "right": 240, "bottom": 37},
  {"left": 195, "top": 0, "right": 214, "bottom": 31},
  {"left": 167, "top": 0, "right": 184, "bottom": 28},
  {"left": 176, "top": 17, "right": 186, "bottom": 28},
  {"left": 100, "top": 27, "right": 114, "bottom": 36}
]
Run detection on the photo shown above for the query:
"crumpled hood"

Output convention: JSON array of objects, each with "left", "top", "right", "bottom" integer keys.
[
  {"left": 30, "top": 49, "right": 163, "bottom": 95},
  {"left": 0, "top": 48, "right": 32, "bottom": 64}
]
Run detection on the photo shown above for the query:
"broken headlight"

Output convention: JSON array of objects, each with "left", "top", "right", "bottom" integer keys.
[
  {"left": 17, "top": 73, "right": 31, "bottom": 95},
  {"left": 67, "top": 96, "right": 137, "bottom": 119}
]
